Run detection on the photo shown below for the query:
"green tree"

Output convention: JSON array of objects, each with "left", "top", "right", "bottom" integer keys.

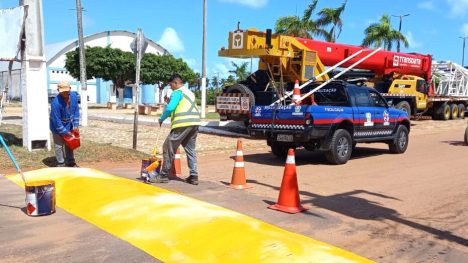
[
  {"left": 229, "top": 61, "right": 249, "bottom": 81},
  {"left": 210, "top": 75, "right": 218, "bottom": 89},
  {"left": 224, "top": 75, "right": 236, "bottom": 86},
  {"left": 316, "top": 0, "right": 347, "bottom": 42},
  {"left": 66, "top": 47, "right": 196, "bottom": 88},
  {"left": 275, "top": 0, "right": 326, "bottom": 39},
  {"left": 362, "top": 14, "right": 409, "bottom": 51},
  {"left": 140, "top": 53, "right": 196, "bottom": 85},
  {"left": 65, "top": 46, "right": 135, "bottom": 92}
]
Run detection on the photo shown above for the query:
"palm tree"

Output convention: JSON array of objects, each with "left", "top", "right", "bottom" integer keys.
[
  {"left": 229, "top": 61, "right": 249, "bottom": 81},
  {"left": 275, "top": 0, "right": 326, "bottom": 39},
  {"left": 362, "top": 14, "right": 409, "bottom": 51},
  {"left": 316, "top": 0, "right": 347, "bottom": 42}
]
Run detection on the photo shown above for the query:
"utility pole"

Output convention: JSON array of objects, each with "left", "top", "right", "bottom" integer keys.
[
  {"left": 201, "top": 0, "right": 207, "bottom": 118},
  {"left": 460, "top": 36, "right": 467, "bottom": 67},
  {"left": 131, "top": 29, "right": 148, "bottom": 150},
  {"left": 392, "top": 13, "right": 410, "bottom": 52},
  {"left": 75, "top": 0, "right": 88, "bottom": 126}
]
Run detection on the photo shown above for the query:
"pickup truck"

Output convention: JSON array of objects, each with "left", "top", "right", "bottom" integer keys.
[{"left": 248, "top": 81, "right": 411, "bottom": 164}]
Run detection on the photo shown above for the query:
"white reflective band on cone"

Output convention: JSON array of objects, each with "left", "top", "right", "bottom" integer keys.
[
  {"left": 234, "top": 162, "right": 245, "bottom": 168},
  {"left": 175, "top": 154, "right": 181, "bottom": 158},
  {"left": 286, "top": 155, "right": 295, "bottom": 164},
  {"left": 236, "top": 151, "right": 243, "bottom": 156}
]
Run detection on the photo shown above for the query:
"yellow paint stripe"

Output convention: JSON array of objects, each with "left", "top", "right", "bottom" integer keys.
[{"left": 7, "top": 168, "right": 373, "bottom": 262}]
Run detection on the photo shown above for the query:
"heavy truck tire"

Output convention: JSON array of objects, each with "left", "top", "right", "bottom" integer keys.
[
  {"left": 395, "top": 101, "right": 411, "bottom": 115},
  {"left": 450, "top": 103, "right": 459, "bottom": 119},
  {"left": 434, "top": 103, "right": 451, "bottom": 121},
  {"left": 325, "top": 129, "right": 352, "bottom": 165},
  {"left": 223, "top": 84, "right": 255, "bottom": 122},
  {"left": 389, "top": 125, "right": 409, "bottom": 154},
  {"left": 459, "top": 104, "right": 466, "bottom": 119}
]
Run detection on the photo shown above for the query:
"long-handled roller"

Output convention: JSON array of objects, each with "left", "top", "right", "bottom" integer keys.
[{"left": 0, "top": 134, "right": 27, "bottom": 184}]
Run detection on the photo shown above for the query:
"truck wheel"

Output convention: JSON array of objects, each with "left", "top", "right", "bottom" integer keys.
[
  {"left": 224, "top": 84, "right": 255, "bottom": 121},
  {"left": 458, "top": 104, "right": 466, "bottom": 119},
  {"left": 465, "top": 127, "right": 468, "bottom": 145},
  {"left": 325, "top": 129, "right": 352, "bottom": 165},
  {"left": 389, "top": 125, "right": 409, "bottom": 154},
  {"left": 226, "top": 83, "right": 255, "bottom": 107},
  {"left": 436, "top": 103, "right": 451, "bottom": 120},
  {"left": 395, "top": 101, "right": 411, "bottom": 115},
  {"left": 271, "top": 144, "right": 288, "bottom": 159},
  {"left": 450, "top": 103, "right": 459, "bottom": 119}
]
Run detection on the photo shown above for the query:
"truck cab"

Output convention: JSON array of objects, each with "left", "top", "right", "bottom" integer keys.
[{"left": 249, "top": 81, "right": 411, "bottom": 164}]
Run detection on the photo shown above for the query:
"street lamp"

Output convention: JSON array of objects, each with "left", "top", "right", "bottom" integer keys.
[
  {"left": 460, "top": 36, "right": 467, "bottom": 67},
  {"left": 392, "top": 13, "right": 410, "bottom": 52}
]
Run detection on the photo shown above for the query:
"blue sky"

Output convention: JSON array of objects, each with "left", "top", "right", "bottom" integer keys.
[{"left": 2, "top": 0, "right": 468, "bottom": 79}]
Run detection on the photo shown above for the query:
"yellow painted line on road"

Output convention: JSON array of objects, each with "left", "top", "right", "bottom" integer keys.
[{"left": 7, "top": 168, "right": 373, "bottom": 262}]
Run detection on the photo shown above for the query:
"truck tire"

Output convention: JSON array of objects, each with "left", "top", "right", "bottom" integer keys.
[
  {"left": 395, "top": 101, "right": 411, "bottom": 115},
  {"left": 389, "top": 125, "right": 409, "bottom": 154},
  {"left": 450, "top": 103, "right": 459, "bottom": 119},
  {"left": 223, "top": 84, "right": 255, "bottom": 121},
  {"left": 436, "top": 103, "right": 451, "bottom": 121},
  {"left": 458, "top": 104, "right": 466, "bottom": 119},
  {"left": 271, "top": 144, "right": 289, "bottom": 159},
  {"left": 325, "top": 129, "right": 352, "bottom": 165},
  {"left": 225, "top": 83, "right": 255, "bottom": 108},
  {"left": 465, "top": 127, "right": 468, "bottom": 145}
]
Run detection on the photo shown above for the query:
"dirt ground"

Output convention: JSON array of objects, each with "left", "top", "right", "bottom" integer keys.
[
  {"left": 2, "top": 106, "right": 468, "bottom": 262},
  {"left": 80, "top": 116, "right": 468, "bottom": 262}
]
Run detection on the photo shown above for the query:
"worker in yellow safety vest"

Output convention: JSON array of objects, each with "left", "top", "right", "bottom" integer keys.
[{"left": 152, "top": 74, "right": 201, "bottom": 184}]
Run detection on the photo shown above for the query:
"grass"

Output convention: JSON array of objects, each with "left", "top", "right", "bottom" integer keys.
[{"left": 0, "top": 124, "right": 148, "bottom": 170}]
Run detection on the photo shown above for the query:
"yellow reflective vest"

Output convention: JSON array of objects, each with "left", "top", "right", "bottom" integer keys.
[{"left": 171, "top": 86, "right": 201, "bottom": 129}]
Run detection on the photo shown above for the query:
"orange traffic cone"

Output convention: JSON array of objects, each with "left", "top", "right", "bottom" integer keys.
[
  {"left": 268, "top": 149, "right": 309, "bottom": 213},
  {"left": 292, "top": 80, "right": 301, "bottom": 105},
  {"left": 229, "top": 139, "right": 252, "bottom": 189},
  {"left": 169, "top": 148, "right": 182, "bottom": 177}
]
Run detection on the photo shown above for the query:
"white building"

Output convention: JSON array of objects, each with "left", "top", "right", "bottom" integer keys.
[{"left": 46, "top": 30, "right": 170, "bottom": 104}]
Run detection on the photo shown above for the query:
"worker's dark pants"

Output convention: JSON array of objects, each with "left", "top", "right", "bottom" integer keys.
[
  {"left": 160, "top": 126, "right": 199, "bottom": 178},
  {"left": 52, "top": 133, "right": 75, "bottom": 166}
]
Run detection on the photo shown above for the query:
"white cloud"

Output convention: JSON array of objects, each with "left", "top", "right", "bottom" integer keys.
[
  {"left": 405, "top": 31, "right": 423, "bottom": 49},
  {"left": 418, "top": 1, "right": 436, "bottom": 10},
  {"left": 213, "top": 62, "right": 230, "bottom": 79},
  {"left": 158, "top": 27, "right": 185, "bottom": 54},
  {"left": 462, "top": 23, "right": 468, "bottom": 36},
  {"left": 447, "top": 0, "right": 468, "bottom": 16},
  {"left": 219, "top": 0, "right": 268, "bottom": 8}
]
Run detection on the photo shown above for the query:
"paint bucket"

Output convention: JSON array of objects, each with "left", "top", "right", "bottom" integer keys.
[
  {"left": 25, "top": 180, "right": 56, "bottom": 216},
  {"left": 140, "top": 158, "right": 153, "bottom": 179}
]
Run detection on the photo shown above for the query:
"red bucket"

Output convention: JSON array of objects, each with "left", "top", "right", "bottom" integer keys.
[{"left": 63, "top": 130, "right": 81, "bottom": 150}]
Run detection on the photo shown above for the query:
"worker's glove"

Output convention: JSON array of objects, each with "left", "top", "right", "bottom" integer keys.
[{"left": 158, "top": 119, "right": 163, "bottom": 127}]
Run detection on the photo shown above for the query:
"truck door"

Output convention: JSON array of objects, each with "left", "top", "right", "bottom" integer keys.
[
  {"left": 369, "top": 90, "right": 396, "bottom": 136},
  {"left": 351, "top": 88, "right": 376, "bottom": 138}
]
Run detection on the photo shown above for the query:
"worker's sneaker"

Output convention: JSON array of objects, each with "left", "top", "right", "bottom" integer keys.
[
  {"left": 56, "top": 163, "right": 66, "bottom": 167},
  {"left": 184, "top": 176, "right": 198, "bottom": 185},
  {"left": 149, "top": 175, "right": 169, "bottom": 184}
]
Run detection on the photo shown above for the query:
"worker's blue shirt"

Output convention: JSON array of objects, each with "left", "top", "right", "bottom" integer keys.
[
  {"left": 159, "top": 89, "right": 183, "bottom": 122},
  {"left": 49, "top": 92, "right": 80, "bottom": 135}
]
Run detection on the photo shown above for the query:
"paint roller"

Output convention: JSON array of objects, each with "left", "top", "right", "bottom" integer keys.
[{"left": 0, "top": 134, "right": 27, "bottom": 184}]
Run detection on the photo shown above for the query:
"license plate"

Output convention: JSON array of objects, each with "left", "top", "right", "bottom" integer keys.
[{"left": 277, "top": 134, "right": 293, "bottom": 142}]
